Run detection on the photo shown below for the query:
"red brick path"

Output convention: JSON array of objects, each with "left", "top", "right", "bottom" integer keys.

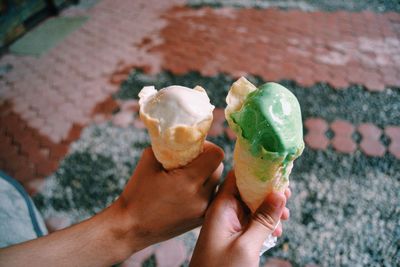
[
  {"left": 304, "top": 117, "right": 399, "bottom": 158},
  {"left": 0, "top": 101, "right": 84, "bottom": 194},
  {"left": 1, "top": 1, "right": 399, "bottom": 191},
  {"left": 0, "top": 0, "right": 182, "bottom": 189},
  {"left": 147, "top": 7, "right": 400, "bottom": 91}
]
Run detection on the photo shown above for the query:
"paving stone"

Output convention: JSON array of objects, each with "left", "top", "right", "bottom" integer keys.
[
  {"left": 384, "top": 126, "right": 400, "bottom": 140},
  {"left": 19, "top": 137, "right": 41, "bottom": 157},
  {"left": 358, "top": 123, "right": 382, "bottom": 140},
  {"left": 385, "top": 126, "right": 400, "bottom": 159},
  {"left": 225, "top": 127, "right": 236, "bottom": 140},
  {"left": 0, "top": 134, "right": 13, "bottom": 151},
  {"left": 365, "top": 79, "right": 385, "bottom": 92},
  {"left": 304, "top": 133, "right": 329, "bottom": 150},
  {"left": 133, "top": 117, "right": 146, "bottom": 129},
  {"left": 382, "top": 70, "right": 400, "bottom": 86},
  {"left": 331, "top": 136, "right": 357, "bottom": 154},
  {"left": 7, "top": 154, "right": 29, "bottom": 174},
  {"left": 30, "top": 116, "right": 47, "bottom": 129},
  {"left": 26, "top": 147, "right": 46, "bottom": 165},
  {"left": 330, "top": 120, "right": 355, "bottom": 136},
  {"left": 65, "top": 124, "right": 84, "bottom": 143},
  {"left": 357, "top": 123, "right": 382, "bottom": 140},
  {"left": 93, "top": 114, "right": 109, "bottom": 124},
  {"left": 45, "top": 215, "right": 72, "bottom": 232},
  {"left": 263, "top": 257, "right": 292, "bottom": 267},
  {"left": 39, "top": 147, "right": 50, "bottom": 159},
  {"left": 155, "top": 238, "right": 187, "bottom": 267},
  {"left": 110, "top": 73, "right": 130, "bottom": 86},
  {"left": 121, "top": 246, "right": 156, "bottom": 267},
  {"left": 388, "top": 143, "right": 400, "bottom": 159},
  {"left": 50, "top": 144, "right": 69, "bottom": 160},
  {"left": 119, "top": 99, "right": 140, "bottom": 113},
  {"left": 208, "top": 121, "right": 225, "bottom": 137},
  {"left": 112, "top": 111, "right": 134, "bottom": 128},
  {"left": 91, "top": 95, "right": 119, "bottom": 115},
  {"left": 329, "top": 77, "right": 350, "bottom": 90},
  {"left": 360, "top": 139, "right": 386, "bottom": 157},
  {"left": 14, "top": 166, "right": 35, "bottom": 183},
  {"left": 304, "top": 118, "right": 328, "bottom": 133},
  {"left": 25, "top": 178, "right": 46, "bottom": 195},
  {"left": 213, "top": 108, "right": 225, "bottom": 123},
  {"left": 36, "top": 160, "right": 59, "bottom": 177}
]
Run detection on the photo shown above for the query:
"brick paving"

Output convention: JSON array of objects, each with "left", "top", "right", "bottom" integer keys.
[
  {"left": 304, "top": 117, "right": 399, "bottom": 158},
  {"left": 148, "top": 7, "right": 400, "bottom": 91},
  {"left": 358, "top": 123, "right": 386, "bottom": 157},
  {"left": 385, "top": 126, "right": 400, "bottom": 159},
  {"left": 1, "top": 0, "right": 398, "bottom": 189},
  {"left": 304, "top": 118, "right": 329, "bottom": 150},
  {"left": 264, "top": 257, "right": 293, "bottom": 267},
  {"left": 0, "top": 0, "right": 184, "bottom": 187}
]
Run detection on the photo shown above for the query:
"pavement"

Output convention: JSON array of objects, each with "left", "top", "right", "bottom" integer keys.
[{"left": 0, "top": 0, "right": 399, "bottom": 266}]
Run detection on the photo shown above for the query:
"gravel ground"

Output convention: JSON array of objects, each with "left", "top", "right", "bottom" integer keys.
[
  {"left": 35, "top": 122, "right": 149, "bottom": 221},
  {"left": 188, "top": 0, "right": 400, "bottom": 13},
  {"left": 35, "top": 71, "right": 400, "bottom": 266}
]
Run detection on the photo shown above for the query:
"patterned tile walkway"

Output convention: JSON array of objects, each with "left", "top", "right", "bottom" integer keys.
[
  {"left": 148, "top": 7, "right": 400, "bottom": 91},
  {"left": 2, "top": 0, "right": 399, "bottom": 188},
  {"left": 0, "top": 0, "right": 183, "bottom": 190}
]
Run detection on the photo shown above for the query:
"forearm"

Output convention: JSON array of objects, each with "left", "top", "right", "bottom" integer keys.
[{"left": 0, "top": 202, "right": 140, "bottom": 267}]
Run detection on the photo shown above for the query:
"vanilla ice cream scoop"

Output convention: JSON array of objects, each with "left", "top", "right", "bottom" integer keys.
[
  {"left": 139, "top": 85, "right": 214, "bottom": 169},
  {"left": 139, "top": 85, "right": 214, "bottom": 132}
]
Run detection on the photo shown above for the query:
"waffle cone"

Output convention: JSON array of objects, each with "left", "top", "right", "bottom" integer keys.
[
  {"left": 234, "top": 138, "right": 292, "bottom": 212},
  {"left": 139, "top": 85, "right": 213, "bottom": 170}
]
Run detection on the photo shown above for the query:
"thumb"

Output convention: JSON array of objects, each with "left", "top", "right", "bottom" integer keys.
[
  {"left": 241, "top": 192, "right": 286, "bottom": 248},
  {"left": 183, "top": 141, "right": 224, "bottom": 181}
]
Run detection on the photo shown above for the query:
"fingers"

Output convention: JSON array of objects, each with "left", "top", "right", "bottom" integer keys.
[
  {"left": 218, "top": 170, "right": 240, "bottom": 198},
  {"left": 284, "top": 187, "right": 291, "bottom": 199},
  {"left": 241, "top": 192, "right": 286, "bottom": 248},
  {"left": 203, "top": 163, "right": 224, "bottom": 191},
  {"left": 272, "top": 222, "right": 282, "bottom": 237},
  {"left": 282, "top": 187, "right": 290, "bottom": 220},
  {"left": 281, "top": 207, "right": 290, "bottom": 221},
  {"left": 183, "top": 141, "right": 224, "bottom": 183},
  {"left": 271, "top": 189, "right": 290, "bottom": 237}
]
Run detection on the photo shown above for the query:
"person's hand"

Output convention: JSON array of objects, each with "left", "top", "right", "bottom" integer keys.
[
  {"left": 190, "top": 171, "right": 290, "bottom": 267},
  {"left": 109, "top": 141, "right": 224, "bottom": 258},
  {"left": 0, "top": 141, "right": 224, "bottom": 267}
]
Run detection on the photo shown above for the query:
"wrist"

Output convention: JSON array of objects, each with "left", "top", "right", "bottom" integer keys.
[{"left": 95, "top": 198, "right": 144, "bottom": 263}]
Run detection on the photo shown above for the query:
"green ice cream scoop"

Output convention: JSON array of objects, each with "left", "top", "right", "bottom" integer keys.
[
  {"left": 226, "top": 77, "right": 304, "bottom": 216},
  {"left": 230, "top": 82, "right": 304, "bottom": 159}
]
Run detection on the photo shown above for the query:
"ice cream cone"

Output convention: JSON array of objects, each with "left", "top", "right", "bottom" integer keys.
[
  {"left": 225, "top": 77, "right": 304, "bottom": 253},
  {"left": 225, "top": 77, "right": 304, "bottom": 212},
  {"left": 139, "top": 85, "right": 214, "bottom": 170},
  {"left": 234, "top": 137, "right": 294, "bottom": 212}
]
